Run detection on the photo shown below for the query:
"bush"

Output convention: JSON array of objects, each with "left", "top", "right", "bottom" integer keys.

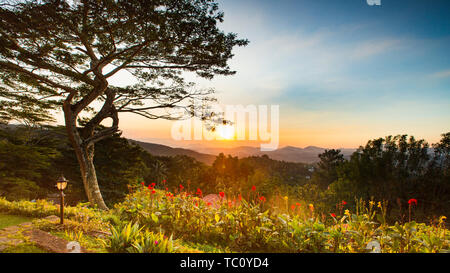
[
  {"left": 111, "top": 185, "right": 450, "bottom": 253},
  {"left": 105, "top": 222, "right": 175, "bottom": 253}
]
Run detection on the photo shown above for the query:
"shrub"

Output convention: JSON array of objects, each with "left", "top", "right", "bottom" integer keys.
[
  {"left": 111, "top": 185, "right": 450, "bottom": 253},
  {"left": 105, "top": 222, "right": 175, "bottom": 253}
]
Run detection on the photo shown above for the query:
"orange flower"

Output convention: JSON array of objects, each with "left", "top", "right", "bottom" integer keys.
[{"left": 291, "top": 204, "right": 296, "bottom": 211}]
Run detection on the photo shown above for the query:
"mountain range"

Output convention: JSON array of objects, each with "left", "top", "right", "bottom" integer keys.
[{"left": 129, "top": 139, "right": 356, "bottom": 165}]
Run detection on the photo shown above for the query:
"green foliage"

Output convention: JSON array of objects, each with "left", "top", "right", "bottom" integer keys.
[
  {"left": 0, "top": 126, "right": 61, "bottom": 200},
  {"left": 313, "top": 133, "right": 450, "bottom": 222},
  {"left": 0, "top": 214, "right": 34, "bottom": 229},
  {"left": 110, "top": 187, "right": 449, "bottom": 253},
  {"left": 0, "top": 198, "right": 106, "bottom": 229},
  {"left": 106, "top": 222, "right": 143, "bottom": 253},
  {"left": 106, "top": 222, "right": 175, "bottom": 253}
]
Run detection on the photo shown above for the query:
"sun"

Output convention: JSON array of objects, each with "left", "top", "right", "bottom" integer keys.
[{"left": 216, "top": 124, "right": 235, "bottom": 140}]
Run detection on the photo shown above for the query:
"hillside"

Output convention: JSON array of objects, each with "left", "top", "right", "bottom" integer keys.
[
  {"left": 129, "top": 139, "right": 217, "bottom": 165},
  {"left": 130, "top": 139, "right": 356, "bottom": 164}
]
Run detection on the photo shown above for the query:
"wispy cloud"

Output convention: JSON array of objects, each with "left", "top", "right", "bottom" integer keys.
[
  {"left": 430, "top": 69, "right": 450, "bottom": 79},
  {"left": 350, "top": 39, "right": 403, "bottom": 60}
]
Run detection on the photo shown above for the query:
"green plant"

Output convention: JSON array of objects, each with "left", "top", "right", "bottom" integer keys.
[
  {"left": 130, "top": 231, "right": 174, "bottom": 253},
  {"left": 106, "top": 222, "right": 143, "bottom": 253}
]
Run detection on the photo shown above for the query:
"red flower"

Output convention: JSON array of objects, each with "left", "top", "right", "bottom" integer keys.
[
  {"left": 342, "top": 200, "right": 347, "bottom": 205},
  {"left": 206, "top": 202, "right": 212, "bottom": 206},
  {"left": 151, "top": 183, "right": 156, "bottom": 187},
  {"left": 251, "top": 185, "right": 256, "bottom": 191},
  {"left": 238, "top": 194, "right": 242, "bottom": 202},
  {"left": 331, "top": 213, "right": 336, "bottom": 218},
  {"left": 148, "top": 185, "right": 153, "bottom": 190},
  {"left": 296, "top": 202, "right": 301, "bottom": 207},
  {"left": 196, "top": 188, "right": 202, "bottom": 196},
  {"left": 408, "top": 199, "right": 417, "bottom": 206},
  {"left": 151, "top": 190, "right": 156, "bottom": 194},
  {"left": 162, "top": 179, "right": 166, "bottom": 183},
  {"left": 259, "top": 196, "right": 266, "bottom": 203},
  {"left": 291, "top": 204, "right": 296, "bottom": 211},
  {"left": 141, "top": 182, "right": 145, "bottom": 186},
  {"left": 179, "top": 184, "right": 184, "bottom": 190},
  {"left": 219, "top": 192, "right": 225, "bottom": 198}
]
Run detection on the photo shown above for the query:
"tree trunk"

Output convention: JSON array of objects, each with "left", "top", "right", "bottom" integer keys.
[
  {"left": 80, "top": 143, "right": 108, "bottom": 210},
  {"left": 63, "top": 103, "right": 109, "bottom": 210}
]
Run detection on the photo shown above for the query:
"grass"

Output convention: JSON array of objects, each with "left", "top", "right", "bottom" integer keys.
[
  {"left": 0, "top": 214, "right": 34, "bottom": 229},
  {"left": 1, "top": 243, "right": 48, "bottom": 253}
]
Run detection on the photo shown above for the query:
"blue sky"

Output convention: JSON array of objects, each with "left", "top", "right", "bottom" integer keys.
[{"left": 117, "top": 0, "right": 450, "bottom": 148}]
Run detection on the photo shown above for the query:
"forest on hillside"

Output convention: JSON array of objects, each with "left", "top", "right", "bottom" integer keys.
[{"left": 1, "top": 124, "right": 448, "bottom": 224}]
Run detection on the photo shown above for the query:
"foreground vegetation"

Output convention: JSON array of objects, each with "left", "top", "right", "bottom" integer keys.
[
  {"left": 1, "top": 125, "right": 449, "bottom": 224},
  {"left": 1, "top": 185, "right": 448, "bottom": 253}
]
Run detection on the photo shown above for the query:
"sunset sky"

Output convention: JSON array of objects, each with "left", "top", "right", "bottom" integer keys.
[{"left": 70, "top": 0, "right": 450, "bottom": 149}]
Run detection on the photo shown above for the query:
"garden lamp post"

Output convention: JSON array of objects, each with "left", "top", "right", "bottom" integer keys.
[{"left": 56, "top": 175, "right": 68, "bottom": 225}]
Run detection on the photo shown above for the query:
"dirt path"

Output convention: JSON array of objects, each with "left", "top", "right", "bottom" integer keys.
[{"left": 0, "top": 216, "right": 89, "bottom": 253}]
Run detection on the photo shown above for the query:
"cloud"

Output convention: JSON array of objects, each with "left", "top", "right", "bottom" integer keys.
[
  {"left": 430, "top": 69, "right": 450, "bottom": 79},
  {"left": 350, "top": 39, "right": 402, "bottom": 60}
]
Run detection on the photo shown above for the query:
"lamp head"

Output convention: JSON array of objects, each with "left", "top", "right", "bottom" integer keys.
[{"left": 56, "top": 175, "right": 68, "bottom": 191}]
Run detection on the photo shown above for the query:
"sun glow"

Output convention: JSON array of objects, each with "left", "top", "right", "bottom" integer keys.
[{"left": 216, "top": 124, "right": 235, "bottom": 140}]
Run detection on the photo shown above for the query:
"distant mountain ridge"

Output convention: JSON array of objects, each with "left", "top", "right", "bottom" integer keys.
[
  {"left": 129, "top": 139, "right": 217, "bottom": 164},
  {"left": 130, "top": 139, "right": 356, "bottom": 165},
  {"left": 191, "top": 145, "right": 355, "bottom": 163}
]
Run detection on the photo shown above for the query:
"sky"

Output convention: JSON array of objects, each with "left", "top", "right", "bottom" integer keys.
[{"left": 102, "top": 0, "right": 450, "bottom": 149}]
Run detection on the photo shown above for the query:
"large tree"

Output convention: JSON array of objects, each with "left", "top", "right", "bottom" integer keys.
[{"left": 0, "top": 0, "right": 248, "bottom": 209}]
